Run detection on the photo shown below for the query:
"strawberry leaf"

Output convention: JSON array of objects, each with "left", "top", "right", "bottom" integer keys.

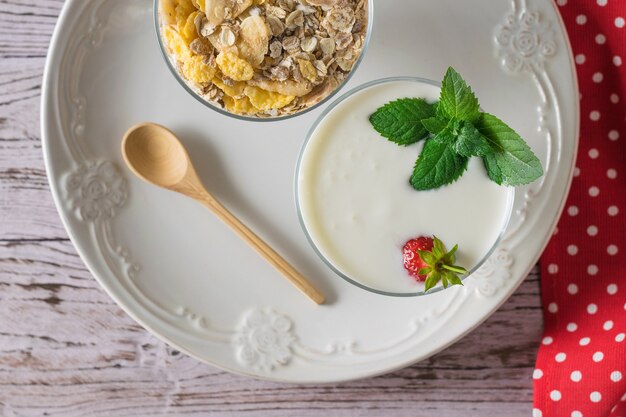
[
  {"left": 441, "top": 274, "right": 449, "bottom": 289},
  {"left": 418, "top": 250, "right": 437, "bottom": 266},
  {"left": 425, "top": 271, "right": 441, "bottom": 292},
  {"left": 432, "top": 236, "right": 447, "bottom": 258},
  {"left": 417, "top": 238, "right": 467, "bottom": 292},
  {"left": 446, "top": 273, "right": 464, "bottom": 286},
  {"left": 418, "top": 267, "right": 432, "bottom": 276}
]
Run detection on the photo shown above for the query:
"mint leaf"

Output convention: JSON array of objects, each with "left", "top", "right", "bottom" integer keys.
[
  {"left": 421, "top": 117, "right": 449, "bottom": 135},
  {"left": 439, "top": 67, "right": 480, "bottom": 122},
  {"left": 452, "top": 122, "right": 492, "bottom": 157},
  {"left": 482, "top": 152, "right": 503, "bottom": 184},
  {"left": 476, "top": 113, "right": 543, "bottom": 186},
  {"left": 369, "top": 98, "right": 436, "bottom": 146},
  {"left": 410, "top": 139, "right": 469, "bottom": 191}
]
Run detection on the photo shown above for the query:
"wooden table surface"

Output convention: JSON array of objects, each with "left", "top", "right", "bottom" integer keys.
[{"left": 0, "top": 1, "right": 543, "bottom": 415}]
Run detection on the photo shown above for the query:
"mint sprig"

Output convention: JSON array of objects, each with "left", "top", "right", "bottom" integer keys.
[{"left": 369, "top": 67, "right": 543, "bottom": 191}]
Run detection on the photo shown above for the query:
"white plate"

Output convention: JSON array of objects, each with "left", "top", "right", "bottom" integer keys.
[{"left": 42, "top": 0, "right": 578, "bottom": 383}]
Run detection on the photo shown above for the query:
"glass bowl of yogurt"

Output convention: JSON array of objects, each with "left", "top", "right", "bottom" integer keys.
[
  {"left": 155, "top": 0, "right": 373, "bottom": 121},
  {"left": 296, "top": 77, "right": 515, "bottom": 296}
]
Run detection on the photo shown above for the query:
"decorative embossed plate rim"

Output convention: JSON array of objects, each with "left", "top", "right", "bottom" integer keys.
[{"left": 41, "top": 0, "right": 579, "bottom": 383}]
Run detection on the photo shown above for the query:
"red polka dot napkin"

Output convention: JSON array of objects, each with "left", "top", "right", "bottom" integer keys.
[{"left": 534, "top": 1, "right": 626, "bottom": 417}]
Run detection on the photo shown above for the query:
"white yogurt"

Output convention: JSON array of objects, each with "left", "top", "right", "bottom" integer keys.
[{"left": 297, "top": 79, "right": 513, "bottom": 294}]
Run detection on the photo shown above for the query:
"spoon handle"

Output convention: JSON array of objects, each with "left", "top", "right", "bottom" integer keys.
[{"left": 194, "top": 192, "right": 326, "bottom": 305}]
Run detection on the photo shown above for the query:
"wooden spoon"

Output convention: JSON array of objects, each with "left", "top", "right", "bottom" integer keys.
[{"left": 121, "top": 123, "right": 325, "bottom": 305}]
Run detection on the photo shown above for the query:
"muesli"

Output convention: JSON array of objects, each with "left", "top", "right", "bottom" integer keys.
[{"left": 160, "top": 0, "right": 368, "bottom": 118}]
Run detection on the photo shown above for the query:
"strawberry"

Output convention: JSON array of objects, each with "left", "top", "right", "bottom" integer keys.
[
  {"left": 402, "top": 235, "right": 469, "bottom": 291},
  {"left": 402, "top": 236, "right": 434, "bottom": 281}
]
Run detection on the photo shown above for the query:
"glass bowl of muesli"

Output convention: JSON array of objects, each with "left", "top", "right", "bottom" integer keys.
[{"left": 155, "top": 0, "right": 372, "bottom": 121}]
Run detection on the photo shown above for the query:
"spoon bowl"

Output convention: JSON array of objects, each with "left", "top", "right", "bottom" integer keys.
[{"left": 122, "top": 123, "right": 190, "bottom": 189}]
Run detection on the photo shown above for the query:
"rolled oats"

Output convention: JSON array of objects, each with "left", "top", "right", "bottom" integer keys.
[
  {"left": 269, "top": 40, "right": 283, "bottom": 58},
  {"left": 266, "top": 15, "right": 285, "bottom": 36},
  {"left": 319, "top": 37, "right": 335, "bottom": 56},
  {"left": 282, "top": 35, "right": 301, "bottom": 53},
  {"left": 300, "top": 36, "right": 318, "bottom": 52},
  {"left": 160, "top": 0, "right": 368, "bottom": 117},
  {"left": 285, "top": 10, "right": 305, "bottom": 28}
]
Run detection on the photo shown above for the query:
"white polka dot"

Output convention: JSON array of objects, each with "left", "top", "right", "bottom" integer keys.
[
  {"left": 574, "top": 167, "right": 581, "bottom": 177},
  {"left": 567, "top": 322, "right": 578, "bottom": 332},
  {"left": 611, "top": 94, "right": 620, "bottom": 103},
  {"left": 592, "top": 73, "right": 604, "bottom": 83},
  {"left": 571, "top": 411, "right": 583, "bottom": 417},
  {"left": 568, "top": 205, "right": 579, "bottom": 216},
  {"left": 588, "top": 265, "right": 599, "bottom": 275},
  {"left": 542, "top": 336, "right": 554, "bottom": 345},
  {"left": 590, "top": 111, "right": 601, "bottom": 121},
  {"left": 604, "top": 320, "right": 614, "bottom": 330},
  {"left": 548, "top": 264, "right": 559, "bottom": 274},
  {"left": 616, "top": 17, "right": 625, "bottom": 28},
  {"left": 568, "top": 283, "right": 579, "bottom": 294},
  {"left": 571, "top": 370, "right": 583, "bottom": 382},
  {"left": 579, "top": 337, "right": 590, "bottom": 346},
  {"left": 555, "top": 352, "right": 567, "bottom": 362},
  {"left": 593, "top": 351, "right": 604, "bottom": 362},
  {"left": 567, "top": 245, "right": 579, "bottom": 255},
  {"left": 609, "top": 130, "right": 620, "bottom": 140},
  {"left": 576, "top": 14, "right": 587, "bottom": 24},
  {"left": 575, "top": 54, "right": 586, "bottom": 64},
  {"left": 597, "top": 0, "right": 607, "bottom": 5},
  {"left": 588, "top": 148, "right": 599, "bottom": 159},
  {"left": 607, "top": 245, "right": 618, "bottom": 255},
  {"left": 607, "top": 168, "right": 617, "bottom": 179},
  {"left": 587, "top": 303, "right": 598, "bottom": 314},
  {"left": 533, "top": 369, "right": 543, "bottom": 379},
  {"left": 596, "top": 34, "right": 607, "bottom": 44},
  {"left": 608, "top": 284, "right": 618, "bottom": 294},
  {"left": 589, "top": 186, "right": 600, "bottom": 197},
  {"left": 550, "top": 390, "right": 562, "bottom": 401},
  {"left": 616, "top": 333, "right": 625, "bottom": 342},
  {"left": 608, "top": 205, "right": 619, "bottom": 216},
  {"left": 611, "top": 371, "right": 623, "bottom": 382},
  {"left": 533, "top": 408, "right": 542, "bottom": 417},
  {"left": 590, "top": 391, "right": 602, "bottom": 403},
  {"left": 587, "top": 225, "right": 598, "bottom": 236},
  {"left": 548, "top": 302, "right": 558, "bottom": 313},
  {"left": 614, "top": 56, "right": 623, "bottom": 66}
]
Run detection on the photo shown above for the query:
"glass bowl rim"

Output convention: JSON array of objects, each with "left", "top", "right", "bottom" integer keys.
[
  {"left": 153, "top": 0, "right": 375, "bottom": 123},
  {"left": 294, "top": 76, "right": 516, "bottom": 297}
]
